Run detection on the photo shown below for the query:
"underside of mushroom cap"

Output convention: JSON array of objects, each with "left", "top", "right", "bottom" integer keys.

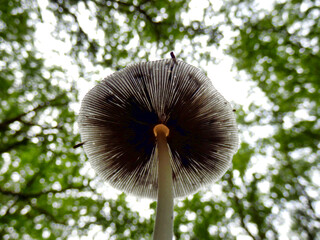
[{"left": 78, "top": 58, "right": 239, "bottom": 199}]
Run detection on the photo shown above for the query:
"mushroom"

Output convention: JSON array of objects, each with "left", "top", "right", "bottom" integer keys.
[{"left": 77, "top": 53, "right": 238, "bottom": 239}]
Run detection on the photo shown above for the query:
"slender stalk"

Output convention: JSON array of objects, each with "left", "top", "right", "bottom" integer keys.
[{"left": 153, "top": 125, "right": 174, "bottom": 240}]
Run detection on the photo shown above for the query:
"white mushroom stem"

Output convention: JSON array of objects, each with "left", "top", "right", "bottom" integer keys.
[{"left": 153, "top": 124, "right": 173, "bottom": 240}]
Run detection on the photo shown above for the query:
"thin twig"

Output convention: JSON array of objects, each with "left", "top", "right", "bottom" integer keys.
[
  {"left": 0, "top": 94, "right": 66, "bottom": 131},
  {"left": 170, "top": 52, "right": 177, "bottom": 64}
]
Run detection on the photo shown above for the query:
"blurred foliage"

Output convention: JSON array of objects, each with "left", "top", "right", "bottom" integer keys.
[
  {"left": 219, "top": 0, "right": 320, "bottom": 239},
  {"left": 1, "top": 0, "right": 319, "bottom": 239}
]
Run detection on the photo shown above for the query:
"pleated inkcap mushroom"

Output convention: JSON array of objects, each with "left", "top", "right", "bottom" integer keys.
[{"left": 78, "top": 54, "right": 238, "bottom": 199}]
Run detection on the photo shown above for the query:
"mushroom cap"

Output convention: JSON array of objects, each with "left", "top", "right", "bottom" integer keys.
[{"left": 78, "top": 58, "right": 238, "bottom": 199}]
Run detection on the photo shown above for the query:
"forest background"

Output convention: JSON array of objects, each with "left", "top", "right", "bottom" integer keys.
[{"left": 0, "top": 0, "right": 319, "bottom": 239}]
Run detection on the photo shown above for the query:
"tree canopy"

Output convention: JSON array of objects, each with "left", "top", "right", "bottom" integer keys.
[{"left": 1, "top": 0, "right": 319, "bottom": 239}]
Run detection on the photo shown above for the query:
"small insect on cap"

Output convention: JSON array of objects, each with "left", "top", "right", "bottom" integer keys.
[{"left": 78, "top": 54, "right": 238, "bottom": 199}]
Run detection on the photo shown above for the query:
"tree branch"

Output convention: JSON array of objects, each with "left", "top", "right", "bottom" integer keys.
[
  {"left": 234, "top": 194, "right": 259, "bottom": 240},
  {"left": 0, "top": 93, "right": 66, "bottom": 131},
  {"left": 29, "top": 201, "right": 68, "bottom": 225},
  {"left": 113, "top": 0, "right": 155, "bottom": 25},
  {"left": 0, "top": 138, "right": 29, "bottom": 153},
  {"left": 92, "top": 0, "right": 161, "bottom": 41},
  {"left": 227, "top": 176, "right": 259, "bottom": 240},
  {"left": 0, "top": 104, "right": 45, "bottom": 131}
]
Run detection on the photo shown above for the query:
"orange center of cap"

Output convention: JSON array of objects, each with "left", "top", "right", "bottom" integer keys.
[{"left": 153, "top": 124, "right": 170, "bottom": 137}]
